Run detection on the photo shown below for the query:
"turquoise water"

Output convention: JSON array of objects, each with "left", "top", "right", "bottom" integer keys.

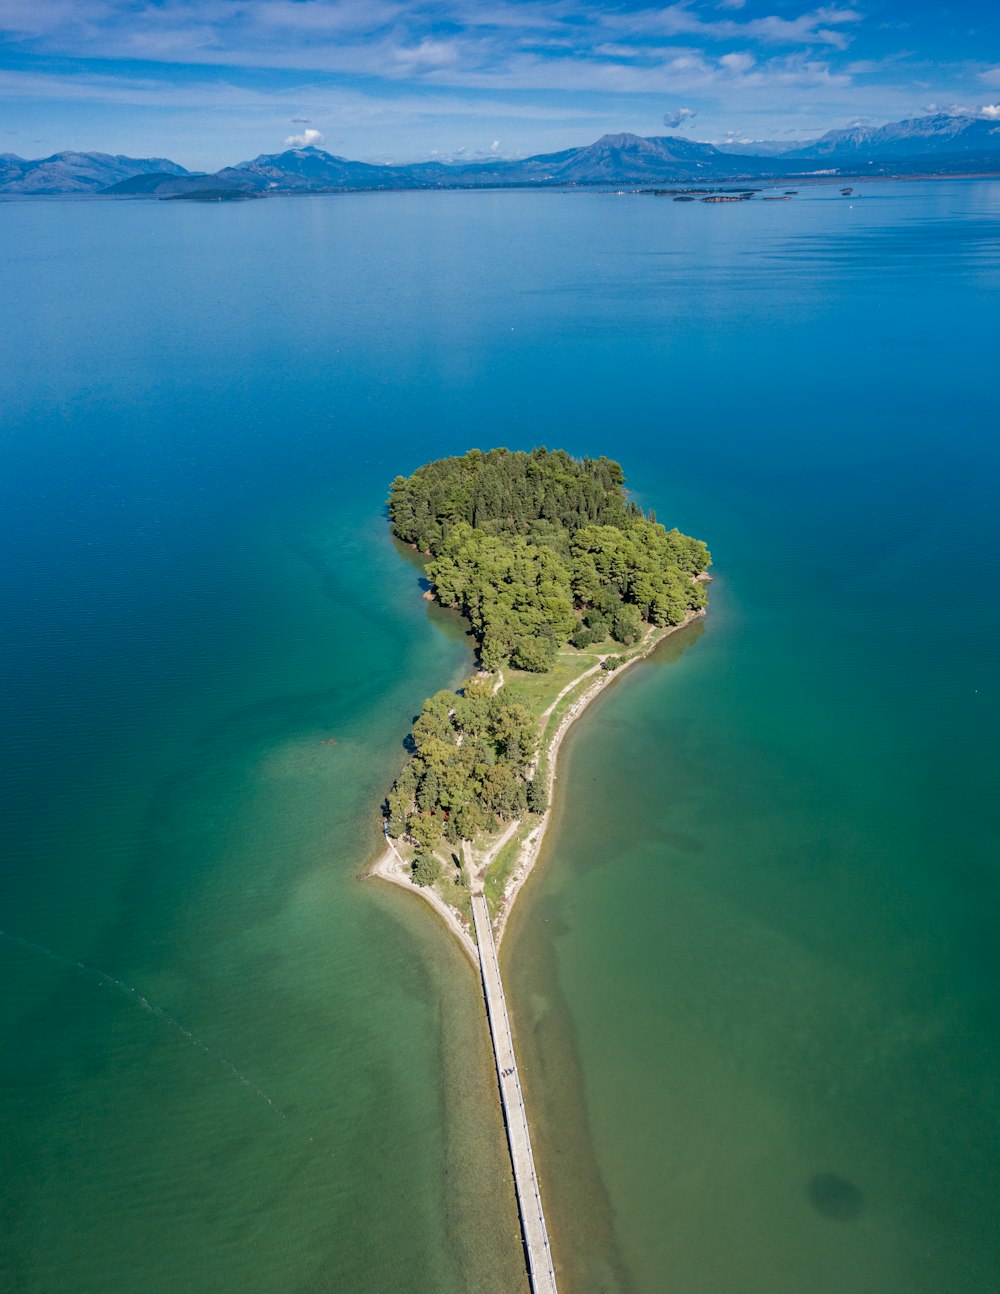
[{"left": 1, "top": 183, "right": 998, "bottom": 1291}]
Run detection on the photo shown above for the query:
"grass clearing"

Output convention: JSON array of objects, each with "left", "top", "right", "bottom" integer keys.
[
  {"left": 537, "top": 628, "right": 665, "bottom": 746},
  {"left": 502, "top": 651, "right": 601, "bottom": 720},
  {"left": 483, "top": 820, "right": 537, "bottom": 921},
  {"left": 435, "top": 876, "right": 472, "bottom": 925}
]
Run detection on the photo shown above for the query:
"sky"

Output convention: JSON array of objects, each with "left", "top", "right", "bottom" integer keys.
[{"left": 1, "top": 1, "right": 999, "bottom": 170}]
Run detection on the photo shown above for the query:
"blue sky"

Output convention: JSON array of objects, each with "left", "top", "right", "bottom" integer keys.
[{"left": 2, "top": 1, "right": 998, "bottom": 169}]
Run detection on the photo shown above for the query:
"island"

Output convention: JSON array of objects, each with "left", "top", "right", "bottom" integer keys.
[
  {"left": 368, "top": 447, "right": 710, "bottom": 1292},
  {"left": 372, "top": 446, "right": 710, "bottom": 944},
  {"left": 160, "top": 188, "right": 265, "bottom": 202}
]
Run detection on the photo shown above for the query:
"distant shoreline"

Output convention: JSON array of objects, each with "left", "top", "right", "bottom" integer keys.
[
  {"left": 104, "top": 171, "right": 1000, "bottom": 198},
  {"left": 5, "top": 172, "right": 1000, "bottom": 207}
]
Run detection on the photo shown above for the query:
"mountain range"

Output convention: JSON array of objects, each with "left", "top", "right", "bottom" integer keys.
[
  {"left": 783, "top": 113, "right": 1000, "bottom": 159},
  {"left": 0, "top": 150, "right": 188, "bottom": 195},
  {"left": 2, "top": 113, "right": 998, "bottom": 197}
]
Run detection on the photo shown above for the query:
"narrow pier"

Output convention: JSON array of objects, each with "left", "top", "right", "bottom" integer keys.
[{"left": 471, "top": 893, "right": 558, "bottom": 1294}]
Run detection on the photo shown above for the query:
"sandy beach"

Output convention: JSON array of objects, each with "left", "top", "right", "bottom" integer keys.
[{"left": 367, "top": 835, "right": 480, "bottom": 966}]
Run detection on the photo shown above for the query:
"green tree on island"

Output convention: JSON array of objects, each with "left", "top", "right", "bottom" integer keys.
[
  {"left": 411, "top": 853, "right": 442, "bottom": 887},
  {"left": 526, "top": 757, "right": 550, "bottom": 813},
  {"left": 385, "top": 448, "right": 710, "bottom": 852},
  {"left": 389, "top": 448, "right": 709, "bottom": 674},
  {"left": 386, "top": 679, "right": 540, "bottom": 847},
  {"left": 611, "top": 603, "right": 644, "bottom": 645}
]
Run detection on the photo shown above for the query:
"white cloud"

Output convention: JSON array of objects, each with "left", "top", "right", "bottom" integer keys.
[
  {"left": 284, "top": 126, "right": 324, "bottom": 147},
  {"left": 923, "top": 102, "right": 1000, "bottom": 121},
  {"left": 743, "top": 8, "right": 862, "bottom": 51},
  {"left": 719, "top": 51, "right": 755, "bottom": 75},
  {"left": 0, "top": 1, "right": 867, "bottom": 81},
  {"left": 2, "top": 0, "right": 994, "bottom": 166},
  {"left": 925, "top": 102, "right": 972, "bottom": 116},
  {"left": 663, "top": 106, "right": 697, "bottom": 128},
  {"left": 597, "top": 4, "right": 862, "bottom": 51},
  {"left": 391, "top": 37, "right": 462, "bottom": 73}
]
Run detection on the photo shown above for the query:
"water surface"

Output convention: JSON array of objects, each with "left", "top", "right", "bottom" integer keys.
[{"left": 2, "top": 181, "right": 998, "bottom": 1292}]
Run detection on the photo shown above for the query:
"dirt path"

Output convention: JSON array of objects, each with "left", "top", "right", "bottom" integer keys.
[
  {"left": 539, "top": 658, "right": 605, "bottom": 722},
  {"left": 466, "top": 817, "right": 521, "bottom": 896}
]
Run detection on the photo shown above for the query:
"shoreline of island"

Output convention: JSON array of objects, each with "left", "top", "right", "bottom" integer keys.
[
  {"left": 366, "top": 602, "right": 706, "bottom": 959},
  {"left": 493, "top": 605, "right": 705, "bottom": 946},
  {"left": 368, "top": 834, "right": 481, "bottom": 966}
]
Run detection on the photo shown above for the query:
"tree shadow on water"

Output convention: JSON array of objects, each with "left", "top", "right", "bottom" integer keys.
[{"left": 808, "top": 1172, "right": 865, "bottom": 1221}]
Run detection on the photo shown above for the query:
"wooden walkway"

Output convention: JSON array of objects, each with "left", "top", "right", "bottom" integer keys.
[{"left": 471, "top": 893, "right": 558, "bottom": 1294}]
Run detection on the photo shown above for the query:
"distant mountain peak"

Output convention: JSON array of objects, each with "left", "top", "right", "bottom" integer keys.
[
  {"left": 592, "top": 131, "right": 645, "bottom": 147},
  {"left": 238, "top": 144, "right": 344, "bottom": 166}
]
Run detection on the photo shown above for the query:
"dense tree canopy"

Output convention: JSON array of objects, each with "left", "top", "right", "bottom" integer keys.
[
  {"left": 428, "top": 525, "right": 576, "bottom": 671},
  {"left": 386, "top": 677, "right": 545, "bottom": 844},
  {"left": 388, "top": 446, "right": 636, "bottom": 552},
  {"left": 389, "top": 448, "right": 710, "bottom": 672}
]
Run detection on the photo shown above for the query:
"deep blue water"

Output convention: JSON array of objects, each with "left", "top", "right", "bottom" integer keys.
[{"left": 1, "top": 182, "right": 998, "bottom": 1292}]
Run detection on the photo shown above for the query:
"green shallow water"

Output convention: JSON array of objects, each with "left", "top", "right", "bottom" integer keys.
[
  {"left": 2, "top": 183, "right": 999, "bottom": 1291},
  {"left": 0, "top": 491, "right": 527, "bottom": 1293},
  {"left": 509, "top": 599, "right": 999, "bottom": 1292},
  {"left": 506, "top": 400, "right": 1000, "bottom": 1286}
]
